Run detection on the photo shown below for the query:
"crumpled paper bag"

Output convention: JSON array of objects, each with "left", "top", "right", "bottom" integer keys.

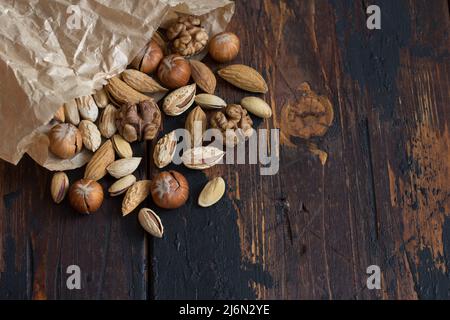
[{"left": 0, "top": 0, "right": 234, "bottom": 170}]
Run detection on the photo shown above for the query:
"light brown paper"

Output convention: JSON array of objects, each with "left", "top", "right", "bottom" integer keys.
[{"left": 0, "top": 0, "right": 234, "bottom": 170}]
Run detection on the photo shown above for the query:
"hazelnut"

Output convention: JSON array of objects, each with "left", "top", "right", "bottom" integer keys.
[
  {"left": 141, "top": 40, "right": 163, "bottom": 74},
  {"left": 69, "top": 179, "right": 104, "bottom": 214},
  {"left": 48, "top": 123, "right": 83, "bottom": 159},
  {"left": 150, "top": 171, "right": 189, "bottom": 209},
  {"left": 208, "top": 32, "right": 240, "bottom": 63},
  {"left": 157, "top": 54, "right": 191, "bottom": 89}
]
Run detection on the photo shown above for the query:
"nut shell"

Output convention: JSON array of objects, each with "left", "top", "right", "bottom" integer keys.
[
  {"left": 141, "top": 40, "right": 164, "bottom": 74},
  {"left": 48, "top": 123, "right": 83, "bottom": 159},
  {"left": 151, "top": 171, "right": 189, "bottom": 209},
  {"left": 69, "top": 179, "right": 104, "bottom": 214},
  {"left": 138, "top": 208, "right": 164, "bottom": 238},
  {"left": 157, "top": 54, "right": 191, "bottom": 89},
  {"left": 209, "top": 32, "right": 240, "bottom": 63},
  {"left": 51, "top": 172, "right": 69, "bottom": 204}
]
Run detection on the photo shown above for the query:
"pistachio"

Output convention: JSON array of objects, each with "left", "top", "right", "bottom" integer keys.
[
  {"left": 106, "top": 157, "right": 142, "bottom": 179},
  {"left": 241, "top": 97, "right": 272, "bottom": 118},
  {"left": 153, "top": 131, "right": 177, "bottom": 169},
  {"left": 112, "top": 134, "right": 133, "bottom": 158},
  {"left": 162, "top": 84, "right": 196, "bottom": 116},
  {"left": 138, "top": 208, "right": 164, "bottom": 238},
  {"left": 198, "top": 177, "right": 226, "bottom": 207},
  {"left": 182, "top": 146, "right": 225, "bottom": 170},
  {"left": 108, "top": 175, "right": 137, "bottom": 196},
  {"left": 51, "top": 172, "right": 69, "bottom": 204},
  {"left": 194, "top": 94, "right": 226, "bottom": 110}
]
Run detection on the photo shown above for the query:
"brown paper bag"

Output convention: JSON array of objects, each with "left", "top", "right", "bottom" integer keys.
[{"left": 0, "top": 0, "right": 235, "bottom": 170}]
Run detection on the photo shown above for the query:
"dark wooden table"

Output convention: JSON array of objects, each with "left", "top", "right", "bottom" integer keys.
[{"left": 0, "top": 0, "right": 449, "bottom": 300}]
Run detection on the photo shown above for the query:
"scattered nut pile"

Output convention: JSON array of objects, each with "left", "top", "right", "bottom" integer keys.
[{"left": 48, "top": 15, "right": 273, "bottom": 238}]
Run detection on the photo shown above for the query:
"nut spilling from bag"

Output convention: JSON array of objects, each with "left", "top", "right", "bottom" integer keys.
[{"left": 45, "top": 11, "right": 332, "bottom": 239}]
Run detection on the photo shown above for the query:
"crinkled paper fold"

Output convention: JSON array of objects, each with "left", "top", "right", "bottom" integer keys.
[{"left": 0, "top": 0, "right": 234, "bottom": 170}]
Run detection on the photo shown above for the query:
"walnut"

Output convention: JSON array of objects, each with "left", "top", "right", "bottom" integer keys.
[
  {"left": 210, "top": 104, "right": 254, "bottom": 147},
  {"left": 283, "top": 83, "right": 334, "bottom": 139},
  {"left": 116, "top": 100, "right": 161, "bottom": 142},
  {"left": 167, "top": 16, "right": 209, "bottom": 56}
]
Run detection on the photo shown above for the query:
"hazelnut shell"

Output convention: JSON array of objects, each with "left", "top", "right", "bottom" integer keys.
[
  {"left": 150, "top": 171, "right": 189, "bottom": 209},
  {"left": 48, "top": 123, "right": 83, "bottom": 159},
  {"left": 157, "top": 54, "right": 191, "bottom": 89},
  {"left": 69, "top": 179, "right": 104, "bottom": 214},
  {"left": 141, "top": 40, "right": 163, "bottom": 74},
  {"left": 208, "top": 32, "right": 240, "bottom": 63}
]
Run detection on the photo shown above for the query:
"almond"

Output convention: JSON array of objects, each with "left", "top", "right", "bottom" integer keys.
[
  {"left": 105, "top": 77, "right": 151, "bottom": 105},
  {"left": 122, "top": 69, "right": 168, "bottom": 94},
  {"left": 189, "top": 60, "right": 216, "bottom": 94},
  {"left": 93, "top": 88, "right": 109, "bottom": 108},
  {"left": 54, "top": 105, "right": 65, "bottom": 122},
  {"left": 84, "top": 140, "right": 115, "bottom": 181},
  {"left": 76, "top": 96, "right": 99, "bottom": 122},
  {"left": 78, "top": 120, "right": 102, "bottom": 152},
  {"left": 122, "top": 180, "right": 152, "bottom": 216},
  {"left": 218, "top": 64, "right": 268, "bottom": 93},
  {"left": 185, "top": 106, "right": 206, "bottom": 147},
  {"left": 98, "top": 104, "right": 118, "bottom": 139},
  {"left": 64, "top": 99, "right": 80, "bottom": 126}
]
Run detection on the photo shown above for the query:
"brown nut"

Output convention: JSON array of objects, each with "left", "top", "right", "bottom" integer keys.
[
  {"left": 157, "top": 54, "right": 191, "bottom": 89},
  {"left": 167, "top": 15, "right": 209, "bottom": 56},
  {"left": 210, "top": 104, "right": 254, "bottom": 147},
  {"left": 209, "top": 32, "right": 240, "bottom": 63},
  {"left": 150, "top": 171, "right": 189, "bottom": 209},
  {"left": 116, "top": 100, "right": 162, "bottom": 142},
  {"left": 69, "top": 179, "right": 104, "bottom": 214},
  {"left": 48, "top": 123, "right": 83, "bottom": 159},
  {"left": 141, "top": 40, "right": 164, "bottom": 74}
]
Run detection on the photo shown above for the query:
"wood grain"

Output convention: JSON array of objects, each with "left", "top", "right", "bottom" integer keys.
[{"left": 0, "top": 0, "right": 449, "bottom": 300}]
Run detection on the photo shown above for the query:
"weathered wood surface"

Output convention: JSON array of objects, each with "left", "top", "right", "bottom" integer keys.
[{"left": 0, "top": 0, "right": 449, "bottom": 299}]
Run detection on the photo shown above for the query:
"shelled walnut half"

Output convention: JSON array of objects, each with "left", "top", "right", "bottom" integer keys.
[
  {"left": 167, "top": 15, "right": 209, "bottom": 56},
  {"left": 210, "top": 104, "right": 254, "bottom": 147},
  {"left": 116, "top": 100, "right": 161, "bottom": 143}
]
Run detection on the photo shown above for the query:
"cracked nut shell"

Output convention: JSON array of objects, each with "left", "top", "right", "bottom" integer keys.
[
  {"left": 157, "top": 54, "right": 191, "bottom": 89},
  {"left": 69, "top": 179, "right": 104, "bottom": 214},
  {"left": 150, "top": 171, "right": 189, "bottom": 209},
  {"left": 48, "top": 123, "right": 83, "bottom": 159}
]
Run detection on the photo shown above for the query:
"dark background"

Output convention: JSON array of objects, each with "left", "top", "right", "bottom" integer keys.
[{"left": 0, "top": 0, "right": 449, "bottom": 300}]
